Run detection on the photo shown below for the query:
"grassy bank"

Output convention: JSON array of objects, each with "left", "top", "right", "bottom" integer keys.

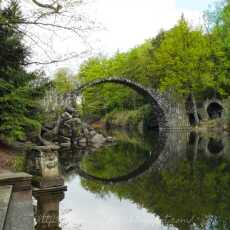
[
  {"left": 0, "top": 143, "right": 26, "bottom": 172},
  {"left": 103, "top": 110, "right": 143, "bottom": 129},
  {"left": 102, "top": 105, "right": 153, "bottom": 130},
  {"left": 194, "top": 118, "right": 230, "bottom": 133}
]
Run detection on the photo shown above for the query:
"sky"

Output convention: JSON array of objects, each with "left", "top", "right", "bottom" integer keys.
[
  {"left": 176, "top": 0, "right": 215, "bottom": 10},
  {"left": 88, "top": 0, "right": 213, "bottom": 55},
  {"left": 32, "top": 0, "right": 217, "bottom": 75}
]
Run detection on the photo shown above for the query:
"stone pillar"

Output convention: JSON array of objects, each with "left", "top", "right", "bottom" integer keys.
[
  {"left": 27, "top": 146, "right": 64, "bottom": 188},
  {"left": 33, "top": 186, "right": 67, "bottom": 230}
]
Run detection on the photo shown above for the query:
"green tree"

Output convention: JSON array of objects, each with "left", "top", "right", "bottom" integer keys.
[
  {"left": 152, "top": 17, "right": 217, "bottom": 97},
  {"left": 80, "top": 135, "right": 230, "bottom": 229},
  {"left": 0, "top": 1, "right": 47, "bottom": 143},
  {"left": 53, "top": 68, "right": 75, "bottom": 94},
  {"left": 78, "top": 42, "right": 159, "bottom": 119},
  {"left": 78, "top": 7, "right": 230, "bottom": 124},
  {"left": 205, "top": 0, "right": 230, "bottom": 97}
]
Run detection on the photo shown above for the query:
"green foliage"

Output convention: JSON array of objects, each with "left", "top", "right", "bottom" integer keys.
[
  {"left": 78, "top": 7, "right": 230, "bottom": 120},
  {"left": 12, "top": 155, "right": 26, "bottom": 172},
  {"left": 103, "top": 109, "right": 143, "bottom": 128},
  {"left": 53, "top": 68, "right": 75, "bottom": 94},
  {"left": 103, "top": 105, "right": 152, "bottom": 129},
  {"left": 224, "top": 97, "right": 230, "bottom": 127},
  {"left": 80, "top": 135, "right": 154, "bottom": 195},
  {"left": 81, "top": 141, "right": 150, "bottom": 178},
  {"left": 212, "top": 1, "right": 230, "bottom": 96},
  {"left": 80, "top": 136, "right": 230, "bottom": 229},
  {"left": 153, "top": 18, "right": 218, "bottom": 97},
  {"left": 78, "top": 43, "right": 156, "bottom": 119},
  {"left": 0, "top": 1, "right": 47, "bottom": 143},
  {"left": 204, "top": 0, "right": 230, "bottom": 97}
]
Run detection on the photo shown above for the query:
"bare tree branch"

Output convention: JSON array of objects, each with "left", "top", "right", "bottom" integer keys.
[
  {"left": 26, "top": 50, "right": 90, "bottom": 65},
  {"left": 0, "top": 0, "right": 99, "bottom": 68},
  {"left": 31, "top": 0, "right": 62, "bottom": 13}
]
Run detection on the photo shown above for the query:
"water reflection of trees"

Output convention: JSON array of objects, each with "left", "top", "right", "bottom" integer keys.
[
  {"left": 78, "top": 132, "right": 230, "bottom": 229},
  {"left": 59, "top": 130, "right": 164, "bottom": 181}
]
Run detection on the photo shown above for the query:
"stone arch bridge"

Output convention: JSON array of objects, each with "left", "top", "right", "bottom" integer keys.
[{"left": 73, "top": 77, "right": 190, "bottom": 130}]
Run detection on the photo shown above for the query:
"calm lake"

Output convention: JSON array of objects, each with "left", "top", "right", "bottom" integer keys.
[{"left": 33, "top": 129, "right": 230, "bottom": 230}]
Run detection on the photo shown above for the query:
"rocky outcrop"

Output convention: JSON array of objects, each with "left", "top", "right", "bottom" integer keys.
[{"left": 41, "top": 106, "right": 113, "bottom": 151}]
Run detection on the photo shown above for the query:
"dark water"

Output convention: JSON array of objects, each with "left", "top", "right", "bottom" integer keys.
[{"left": 32, "top": 129, "right": 230, "bottom": 230}]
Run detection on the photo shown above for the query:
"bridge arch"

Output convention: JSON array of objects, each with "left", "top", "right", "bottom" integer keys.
[
  {"left": 204, "top": 98, "right": 224, "bottom": 120},
  {"left": 74, "top": 77, "right": 169, "bottom": 129}
]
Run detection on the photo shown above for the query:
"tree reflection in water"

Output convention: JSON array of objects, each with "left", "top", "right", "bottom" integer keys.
[
  {"left": 31, "top": 129, "right": 230, "bottom": 229},
  {"left": 67, "top": 131, "right": 230, "bottom": 230}
]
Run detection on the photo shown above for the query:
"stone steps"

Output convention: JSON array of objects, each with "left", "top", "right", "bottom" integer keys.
[
  {"left": 0, "top": 186, "right": 12, "bottom": 230},
  {"left": 0, "top": 172, "right": 34, "bottom": 230},
  {"left": 0, "top": 172, "right": 32, "bottom": 192},
  {"left": 4, "top": 190, "right": 34, "bottom": 230}
]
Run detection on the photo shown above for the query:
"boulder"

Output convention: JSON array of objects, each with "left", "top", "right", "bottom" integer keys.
[
  {"left": 78, "top": 138, "right": 87, "bottom": 147},
  {"left": 90, "top": 133, "right": 106, "bottom": 148},
  {"left": 42, "top": 131, "right": 59, "bottom": 142},
  {"left": 83, "top": 128, "right": 89, "bottom": 136},
  {"left": 61, "top": 112, "right": 72, "bottom": 121},
  {"left": 65, "top": 118, "right": 82, "bottom": 125},
  {"left": 65, "top": 106, "right": 76, "bottom": 114},
  {"left": 60, "top": 142, "right": 71, "bottom": 148},
  {"left": 58, "top": 136, "right": 71, "bottom": 143},
  {"left": 59, "top": 126, "right": 72, "bottom": 138},
  {"left": 106, "top": 136, "right": 113, "bottom": 142},
  {"left": 41, "top": 108, "right": 115, "bottom": 152},
  {"left": 44, "top": 121, "right": 56, "bottom": 130},
  {"left": 89, "top": 130, "right": 97, "bottom": 136}
]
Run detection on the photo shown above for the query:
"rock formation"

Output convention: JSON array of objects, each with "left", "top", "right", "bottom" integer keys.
[{"left": 41, "top": 106, "right": 113, "bottom": 151}]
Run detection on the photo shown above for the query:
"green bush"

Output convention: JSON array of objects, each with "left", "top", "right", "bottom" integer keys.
[
  {"left": 224, "top": 98, "right": 230, "bottom": 127},
  {"left": 103, "top": 105, "right": 152, "bottom": 129},
  {"left": 12, "top": 155, "right": 26, "bottom": 172}
]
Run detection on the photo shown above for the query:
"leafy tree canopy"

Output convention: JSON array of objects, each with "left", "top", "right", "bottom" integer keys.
[
  {"left": 78, "top": 12, "right": 230, "bottom": 118},
  {"left": 53, "top": 68, "right": 75, "bottom": 94}
]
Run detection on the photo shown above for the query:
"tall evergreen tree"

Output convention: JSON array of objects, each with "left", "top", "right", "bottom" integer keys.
[{"left": 0, "top": 1, "right": 47, "bottom": 143}]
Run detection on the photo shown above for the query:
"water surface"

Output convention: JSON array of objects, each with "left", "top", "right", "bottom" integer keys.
[{"left": 35, "top": 130, "right": 230, "bottom": 230}]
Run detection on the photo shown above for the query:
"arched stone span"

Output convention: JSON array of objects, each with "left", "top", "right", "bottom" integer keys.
[
  {"left": 204, "top": 98, "right": 224, "bottom": 119},
  {"left": 74, "top": 77, "right": 190, "bottom": 130}
]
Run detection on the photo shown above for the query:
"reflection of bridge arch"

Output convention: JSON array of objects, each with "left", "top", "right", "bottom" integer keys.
[
  {"left": 77, "top": 152, "right": 157, "bottom": 184},
  {"left": 74, "top": 77, "right": 189, "bottom": 130},
  {"left": 205, "top": 138, "right": 225, "bottom": 158},
  {"left": 76, "top": 133, "right": 167, "bottom": 185}
]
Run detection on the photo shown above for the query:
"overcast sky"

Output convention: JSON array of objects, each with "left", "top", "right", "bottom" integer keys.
[{"left": 33, "top": 0, "right": 216, "bottom": 75}]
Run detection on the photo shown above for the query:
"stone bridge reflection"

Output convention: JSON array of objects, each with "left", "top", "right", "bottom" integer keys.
[
  {"left": 57, "top": 131, "right": 230, "bottom": 185},
  {"left": 26, "top": 130, "right": 230, "bottom": 230}
]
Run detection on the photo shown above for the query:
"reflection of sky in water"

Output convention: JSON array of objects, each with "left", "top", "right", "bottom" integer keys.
[{"left": 60, "top": 176, "right": 175, "bottom": 230}]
